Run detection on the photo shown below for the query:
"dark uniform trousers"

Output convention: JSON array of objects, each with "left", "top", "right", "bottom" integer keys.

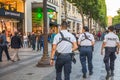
[
  {"left": 55, "top": 53, "right": 72, "bottom": 80},
  {"left": 79, "top": 46, "right": 93, "bottom": 74},
  {"left": 0, "top": 45, "right": 11, "bottom": 61},
  {"left": 104, "top": 47, "right": 116, "bottom": 72}
]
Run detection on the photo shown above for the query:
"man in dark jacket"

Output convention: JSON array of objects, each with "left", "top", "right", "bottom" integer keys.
[
  {"left": 30, "top": 32, "right": 36, "bottom": 51},
  {"left": 0, "top": 30, "right": 11, "bottom": 62},
  {"left": 37, "top": 32, "right": 43, "bottom": 51},
  {"left": 11, "top": 32, "right": 23, "bottom": 62}
]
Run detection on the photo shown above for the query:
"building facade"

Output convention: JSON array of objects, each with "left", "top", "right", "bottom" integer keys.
[
  {"left": 107, "top": 16, "right": 112, "bottom": 27},
  {"left": 0, "top": 0, "right": 24, "bottom": 38},
  {"left": 25, "top": 0, "right": 83, "bottom": 34},
  {"left": 25, "top": 0, "right": 60, "bottom": 33},
  {"left": 61, "top": 0, "right": 82, "bottom": 33}
]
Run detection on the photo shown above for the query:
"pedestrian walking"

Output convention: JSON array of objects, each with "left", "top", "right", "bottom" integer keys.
[
  {"left": 50, "top": 30, "right": 56, "bottom": 44},
  {"left": 30, "top": 32, "right": 36, "bottom": 51},
  {"left": 28, "top": 32, "right": 31, "bottom": 48},
  {"left": 40, "top": 33, "right": 44, "bottom": 50},
  {"left": 11, "top": 32, "right": 23, "bottom": 62},
  {"left": 50, "top": 21, "right": 78, "bottom": 80},
  {"left": 97, "top": 31, "right": 101, "bottom": 41},
  {"left": 37, "top": 32, "right": 42, "bottom": 51},
  {"left": 78, "top": 26, "right": 95, "bottom": 78},
  {"left": 23, "top": 33, "right": 28, "bottom": 48},
  {"left": 101, "top": 26, "right": 119, "bottom": 79},
  {"left": 0, "top": 30, "right": 11, "bottom": 62}
]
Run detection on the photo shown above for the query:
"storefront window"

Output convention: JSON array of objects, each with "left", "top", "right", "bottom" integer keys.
[
  {"left": 0, "top": 2, "right": 4, "bottom": 8},
  {"left": 0, "top": 0, "right": 24, "bottom": 12},
  {"left": 32, "top": 8, "right": 43, "bottom": 33},
  {"left": 4, "top": 4, "right": 10, "bottom": 10}
]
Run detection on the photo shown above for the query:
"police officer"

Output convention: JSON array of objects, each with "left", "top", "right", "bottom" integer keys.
[
  {"left": 101, "top": 26, "right": 119, "bottom": 79},
  {"left": 50, "top": 21, "right": 78, "bottom": 80},
  {"left": 78, "top": 26, "right": 95, "bottom": 78}
]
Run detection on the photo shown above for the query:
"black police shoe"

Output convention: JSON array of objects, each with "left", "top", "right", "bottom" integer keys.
[
  {"left": 0, "top": 60, "right": 2, "bottom": 62},
  {"left": 89, "top": 71, "right": 93, "bottom": 75},
  {"left": 111, "top": 71, "right": 114, "bottom": 76},
  {"left": 83, "top": 73, "right": 87, "bottom": 78},
  {"left": 106, "top": 71, "right": 111, "bottom": 79}
]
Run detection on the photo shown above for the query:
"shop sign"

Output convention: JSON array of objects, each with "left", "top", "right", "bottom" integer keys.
[
  {"left": 5, "top": 11, "right": 20, "bottom": 17},
  {"left": 32, "top": 3, "right": 56, "bottom": 11},
  {"left": 0, "top": 8, "right": 24, "bottom": 19},
  {"left": 47, "top": 5, "right": 56, "bottom": 11}
]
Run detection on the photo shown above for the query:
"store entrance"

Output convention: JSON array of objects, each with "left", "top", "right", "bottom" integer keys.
[{"left": 0, "top": 18, "right": 22, "bottom": 42}]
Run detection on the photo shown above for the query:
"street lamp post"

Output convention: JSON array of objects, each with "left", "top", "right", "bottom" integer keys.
[{"left": 36, "top": 0, "right": 50, "bottom": 67}]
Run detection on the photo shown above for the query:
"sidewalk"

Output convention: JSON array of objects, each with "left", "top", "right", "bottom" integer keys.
[
  {"left": 0, "top": 43, "right": 52, "bottom": 68},
  {"left": 0, "top": 41, "right": 120, "bottom": 80}
]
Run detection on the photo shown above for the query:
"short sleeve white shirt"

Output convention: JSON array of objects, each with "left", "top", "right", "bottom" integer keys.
[
  {"left": 78, "top": 32, "right": 95, "bottom": 46},
  {"left": 104, "top": 32, "right": 119, "bottom": 47},
  {"left": 53, "top": 30, "right": 76, "bottom": 53},
  {"left": 23, "top": 35, "right": 28, "bottom": 41}
]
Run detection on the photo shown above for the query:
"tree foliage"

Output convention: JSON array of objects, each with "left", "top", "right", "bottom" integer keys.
[
  {"left": 112, "top": 8, "right": 120, "bottom": 25},
  {"left": 67, "top": 0, "right": 107, "bottom": 28}
]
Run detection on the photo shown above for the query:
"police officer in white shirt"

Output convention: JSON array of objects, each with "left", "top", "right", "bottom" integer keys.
[
  {"left": 78, "top": 26, "right": 95, "bottom": 78},
  {"left": 50, "top": 21, "right": 78, "bottom": 80},
  {"left": 101, "top": 26, "right": 119, "bottom": 79}
]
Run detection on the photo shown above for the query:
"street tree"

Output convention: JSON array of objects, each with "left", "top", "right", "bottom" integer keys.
[
  {"left": 112, "top": 8, "right": 120, "bottom": 25},
  {"left": 67, "top": 0, "right": 107, "bottom": 30}
]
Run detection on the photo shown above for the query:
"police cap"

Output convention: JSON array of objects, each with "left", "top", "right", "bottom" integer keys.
[
  {"left": 83, "top": 26, "right": 89, "bottom": 32},
  {"left": 108, "top": 26, "right": 114, "bottom": 31},
  {"left": 61, "top": 21, "right": 68, "bottom": 28}
]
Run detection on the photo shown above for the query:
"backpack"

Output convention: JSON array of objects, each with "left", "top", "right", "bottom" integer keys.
[{"left": 0, "top": 36, "right": 3, "bottom": 44}]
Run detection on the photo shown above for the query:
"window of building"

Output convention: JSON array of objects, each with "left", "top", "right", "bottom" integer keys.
[
  {"left": 0, "top": 0, "right": 24, "bottom": 12},
  {"left": 72, "top": 6, "right": 75, "bottom": 14}
]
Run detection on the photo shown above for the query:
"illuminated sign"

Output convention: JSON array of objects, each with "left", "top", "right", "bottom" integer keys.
[
  {"left": 0, "top": 8, "right": 24, "bottom": 19},
  {"left": 5, "top": 11, "right": 20, "bottom": 17}
]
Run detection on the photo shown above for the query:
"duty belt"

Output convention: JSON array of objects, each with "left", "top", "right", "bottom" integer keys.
[
  {"left": 80, "top": 46, "right": 92, "bottom": 47},
  {"left": 79, "top": 45, "right": 94, "bottom": 51},
  {"left": 54, "top": 51, "right": 76, "bottom": 64}
]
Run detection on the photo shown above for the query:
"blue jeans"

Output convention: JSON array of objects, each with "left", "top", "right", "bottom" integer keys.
[
  {"left": 37, "top": 41, "right": 42, "bottom": 50},
  {"left": 55, "top": 53, "right": 72, "bottom": 80},
  {"left": 23, "top": 41, "right": 28, "bottom": 48},
  {"left": 79, "top": 46, "right": 93, "bottom": 74},
  {"left": 32, "top": 42, "right": 36, "bottom": 50},
  {"left": 0, "top": 45, "right": 11, "bottom": 61}
]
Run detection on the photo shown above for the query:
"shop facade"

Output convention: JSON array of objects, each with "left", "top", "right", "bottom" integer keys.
[
  {"left": 0, "top": 0, "right": 24, "bottom": 36},
  {"left": 25, "top": 0, "right": 60, "bottom": 34},
  {"left": 61, "top": 1, "right": 82, "bottom": 33}
]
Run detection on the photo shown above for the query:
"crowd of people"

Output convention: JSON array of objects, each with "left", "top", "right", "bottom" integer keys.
[
  {"left": 0, "top": 30, "right": 57, "bottom": 62},
  {"left": 0, "top": 22, "right": 119, "bottom": 80}
]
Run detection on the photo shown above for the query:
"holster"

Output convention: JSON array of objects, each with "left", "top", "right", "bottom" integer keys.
[
  {"left": 92, "top": 46, "right": 94, "bottom": 51},
  {"left": 70, "top": 52, "right": 76, "bottom": 64},
  {"left": 55, "top": 50, "right": 61, "bottom": 57},
  {"left": 54, "top": 51, "right": 76, "bottom": 64}
]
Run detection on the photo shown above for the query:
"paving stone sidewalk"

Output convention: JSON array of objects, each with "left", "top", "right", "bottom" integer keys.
[{"left": 0, "top": 41, "right": 120, "bottom": 80}]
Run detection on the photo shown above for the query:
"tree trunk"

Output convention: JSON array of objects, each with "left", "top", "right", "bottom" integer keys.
[
  {"left": 63, "top": 0, "right": 67, "bottom": 21},
  {"left": 79, "top": 7, "right": 85, "bottom": 27},
  {"left": 36, "top": 0, "right": 50, "bottom": 67},
  {"left": 89, "top": 13, "right": 92, "bottom": 33},
  {"left": 87, "top": 17, "right": 90, "bottom": 28},
  {"left": 90, "top": 17, "right": 92, "bottom": 33}
]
